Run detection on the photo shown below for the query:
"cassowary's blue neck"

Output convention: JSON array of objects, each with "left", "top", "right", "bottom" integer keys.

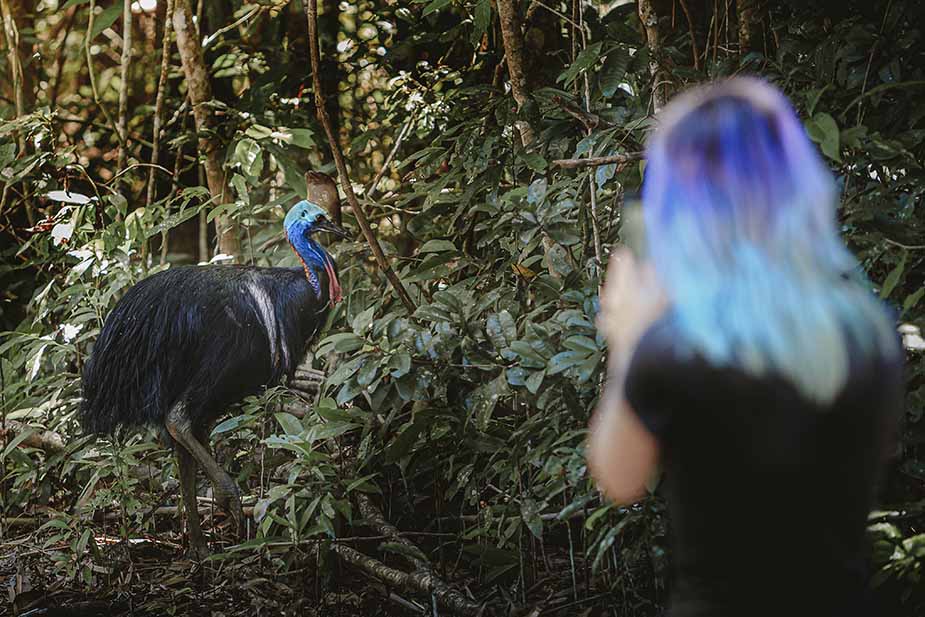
[{"left": 287, "top": 229, "right": 342, "bottom": 305}]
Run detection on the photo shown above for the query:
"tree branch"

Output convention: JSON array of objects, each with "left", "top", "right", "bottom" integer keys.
[
  {"left": 331, "top": 543, "right": 486, "bottom": 616},
  {"left": 303, "top": 0, "right": 416, "bottom": 313},
  {"left": 551, "top": 152, "right": 645, "bottom": 169}
]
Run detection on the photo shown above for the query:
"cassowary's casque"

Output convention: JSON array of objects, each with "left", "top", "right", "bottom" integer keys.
[{"left": 80, "top": 189, "right": 349, "bottom": 557}]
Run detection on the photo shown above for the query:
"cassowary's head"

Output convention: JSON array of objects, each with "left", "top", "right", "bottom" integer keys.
[
  {"left": 284, "top": 200, "right": 348, "bottom": 305},
  {"left": 283, "top": 200, "right": 349, "bottom": 240}
]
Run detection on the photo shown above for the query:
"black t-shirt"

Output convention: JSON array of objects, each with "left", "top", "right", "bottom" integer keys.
[{"left": 623, "top": 316, "right": 904, "bottom": 617}]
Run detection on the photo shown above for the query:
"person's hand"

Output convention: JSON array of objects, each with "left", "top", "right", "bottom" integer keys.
[{"left": 597, "top": 248, "right": 668, "bottom": 372}]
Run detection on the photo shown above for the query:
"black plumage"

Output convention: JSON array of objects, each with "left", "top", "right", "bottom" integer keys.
[{"left": 81, "top": 265, "right": 329, "bottom": 436}]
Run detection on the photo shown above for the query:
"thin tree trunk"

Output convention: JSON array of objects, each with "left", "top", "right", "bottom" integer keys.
[
  {"left": 0, "top": 0, "right": 26, "bottom": 149},
  {"left": 638, "top": 0, "right": 667, "bottom": 112},
  {"left": 117, "top": 0, "right": 133, "bottom": 172},
  {"left": 737, "top": 0, "right": 756, "bottom": 54},
  {"left": 496, "top": 0, "right": 535, "bottom": 145},
  {"left": 173, "top": 0, "right": 240, "bottom": 259},
  {"left": 147, "top": 0, "right": 175, "bottom": 208}
]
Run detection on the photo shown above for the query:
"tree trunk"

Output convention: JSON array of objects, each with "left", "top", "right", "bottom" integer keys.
[
  {"left": 496, "top": 0, "right": 535, "bottom": 146},
  {"left": 172, "top": 0, "right": 240, "bottom": 259}
]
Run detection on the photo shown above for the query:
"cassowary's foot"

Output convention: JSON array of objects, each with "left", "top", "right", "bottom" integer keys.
[
  {"left": 189, "top": 537, "right": 210, "bottom": 561},
  {"left": 213, "top": 480, "right": 246, "bottom": 540}
]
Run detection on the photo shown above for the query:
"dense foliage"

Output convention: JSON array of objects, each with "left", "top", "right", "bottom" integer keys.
[{"left": 1, "top": 0, "right": 923, "bottom": 614}]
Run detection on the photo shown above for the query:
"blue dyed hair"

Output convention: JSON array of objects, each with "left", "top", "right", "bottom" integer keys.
[{"left": 642, "top": 77, "right": 897, "bottom": 404}]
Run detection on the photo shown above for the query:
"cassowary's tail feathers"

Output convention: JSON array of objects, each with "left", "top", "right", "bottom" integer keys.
[{"left": 79, "top": 274, "right": 183, "bottom": 434}]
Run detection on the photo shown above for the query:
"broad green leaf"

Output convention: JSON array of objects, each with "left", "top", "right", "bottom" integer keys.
[
  {"left": 805, "top": 112, "right": 841, "bottom": 162},
  {"left": 880, "top": 251, "right": 907, "bottom": 299},
  {"left": 418, "top": 239, "right": 457, "bottom": 253},
  {"left": 600, "top": 46, "right": 630, "bottom": 97},
  {"left": 472, "top": 0, "right": 491, "bottom": 45},
  {"left": 423, "top": 0, "right": 453, "bottom": 16},
  {"left": 288, "top": 128, "right": 315, "bottom": 149},
  {"left": 557, "top": 42, "right": 603, "bottom": 85},
  {"left": 274, "top": 412, "right": 304, "bottom": 435},
  {"left": 90, "top": 4, "right": 122, "bottom": 39},
  {"left": 525, "top": 369, "right": 545, "bottom": 394}
]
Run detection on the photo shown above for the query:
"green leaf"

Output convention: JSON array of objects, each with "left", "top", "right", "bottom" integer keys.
[
  {"left": 600, "top": 46, "right": 630, "bottom": 97},
  {"left": 274, "top": 412, "right": 304, "bottom": 435},
  {"left": 510, "top": 340, "right": 547, "bottom": 368},
  {"left": 525, "top": 369, "right": 545, "bottom": 394},
  {"left": 472, "top": 0, "right": 491, "bottom": 45},
  {"left": 423, "top": 0, "right": 453, "bottom": 16},
  {"left": 233, "top": 138, "right": 263, "bottom": 178},
  {"left": 520, "top": 498, "right": 544, "bottom": 539},
  {"left": 90, "top": 4, "right": 123, "bottom": 40},
  {"left": 519, "top": 151, "right": 547, "bottom": 172},
  {"left": 287, "top": 128, "right": 315, "bottom": 149},
  {"left": 902, "top": 287, "right": 925, "bottom": 314},
  {"left": 62, "top": 0, "right": 91, "bottom": 8},
  {"left": 547, "top": 350, "right": 587, "bottom": 375},
  {"left": 880, "top": 251, "right": 907, "bottom": 299},
  {"left": 387, "top": 352, "right": 411, "bottom": 378},
  {"left": 385, "top": 420, "right": 427, "bottom": 462},
  {"left": 557, "top": 42, "right": 603, "bottom": 85},
  {"left": 526, "top": 178, "right": 547, "bottom": 205},
  {"left": 0, "top": 142, "right": 16, "bottom": 167},
  {"left": 563, "top": 335, "right": 598, "bottom": 353},
  {"left": 805, "top": 112, "right": 841, "bottom": 162},
  {"left": 212, "top": 414, "right": 248, "bottom": 436},
  {"left": 418, "top": 239, "right": 457, "bottom": 253}
]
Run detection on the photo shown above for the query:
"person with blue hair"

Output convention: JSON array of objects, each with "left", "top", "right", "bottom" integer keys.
[{"left": 587, "top": 77, "right": 904, "bottom": 617}]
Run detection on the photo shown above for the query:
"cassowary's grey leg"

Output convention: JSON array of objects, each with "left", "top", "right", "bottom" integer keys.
[
  {"left": 176, "top": 446, "right": 208, "bottom": 559},
  {"left": 290, "top": 353, "right": 326, "bottom": 395},
  {"left": 165, "top": 403, "right": 245, "bottom": 539}
]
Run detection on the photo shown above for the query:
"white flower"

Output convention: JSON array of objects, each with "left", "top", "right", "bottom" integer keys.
[
  {"left": 60, "top": 323, "right": 84, "bottom": 343},
  {"left": 899, "top": 323, "right": 925, "bottom": 352},
  {"left": 51, "top": 223, "right": 74, "bottom": 246}
]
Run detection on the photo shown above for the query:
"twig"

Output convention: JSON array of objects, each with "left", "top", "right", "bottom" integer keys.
[
  {"left": 678, "top": 0, "right": 700, "bottom": 70},
  {"left": 303, "top": 0, "right": 416, "bottom": 313},
  {"left": 202, "top": 5, "right": 262, "bottom": 50},
  {"left": 147, "top": 0, "right": 175, "bottom": 207},
  {"left": 48, "top": 7, "right": 78, "bottom": 107},
  {"left": 551, "top": 152, "right": 645, "bottom": 169},
  {"left": 117, "top": 0, "right": 133, "bottom": 172},
  {"left": 365, "top": 115, "right": 415, "bottom": 198},
  {"left": 550, "top": 95, "right": 608, "bottom": 132}
]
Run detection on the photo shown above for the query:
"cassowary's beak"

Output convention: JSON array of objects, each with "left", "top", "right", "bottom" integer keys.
[{"left": 313, "top": 219, "right": 352, "bottom": 240}]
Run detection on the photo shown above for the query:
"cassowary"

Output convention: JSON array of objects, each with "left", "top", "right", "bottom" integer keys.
[{"left": 80, "top": 192, "right": 349, "bottom": 558}]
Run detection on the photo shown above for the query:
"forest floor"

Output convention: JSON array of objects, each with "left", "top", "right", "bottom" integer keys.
[{"left": 3, "top": 523, "right": 421, "bottom": 617}]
